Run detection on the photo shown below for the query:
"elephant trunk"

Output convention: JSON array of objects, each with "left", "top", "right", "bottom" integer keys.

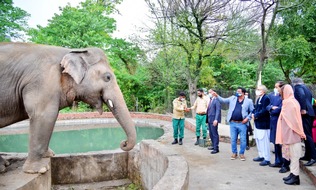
[{"left": 104, "top": 87, "right": 136, "bottom": 151}]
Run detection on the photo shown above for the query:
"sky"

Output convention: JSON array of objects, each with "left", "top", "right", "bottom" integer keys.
[{"left": 13, "top": 0, "right": 149, "bottom": 39}]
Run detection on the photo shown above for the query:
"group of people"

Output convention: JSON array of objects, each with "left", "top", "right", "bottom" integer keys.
[{"left": 171, "top": 78, "right": 316, "bottom": 186}]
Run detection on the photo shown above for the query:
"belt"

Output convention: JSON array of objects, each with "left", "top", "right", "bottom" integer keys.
[
  {"left": 231, "top": 120, "right": 243, "bottom": 123},
  {"left": 197, "top": 113, "right": 206, "bottom": 115}
]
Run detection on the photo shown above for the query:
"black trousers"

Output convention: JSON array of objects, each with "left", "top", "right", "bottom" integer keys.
[{"left": 302, "top": 115, "right": 316, "bottom": 160}]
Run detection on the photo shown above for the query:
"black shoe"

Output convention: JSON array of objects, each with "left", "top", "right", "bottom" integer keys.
[
  {"left": 179, "top": 138, "right": 183, "bottom": 145},
  {"left": 194, "top": 137, "right": 200, "bottom": 145},
  {"left": 208, "top": 146, "right": 214, "bottom": 150},
  {"left": 246, "top": 146, "right": 250, "bottom": 150},
  {"left": 211, "top": 150, "right": 219, "bottom": 154},
  {"left": 304, "top": 159, "right": 316, "bottom": 166},
  {"left": 253, "top": 157, "right": 264, "bottom": 162},
  {"left": 259, "top": 160, "right": 270, "bottom": 166},
  {"left": 279, "top": 167, "right": 290, "bottom": 173},
  {"left": 283, "top": 173, "right": 294, "bottom": 181},
  {"left": 269, "top": 163, "right": 282, "bottom": 168},
  {"left": 299, "top": 156, "right": 310, "bottom": 161},
  {"left": 284, "top": 175, "right": 300, "bottom": 185},
  {"left": 171, "top": 139, "right": 178, "bottom": 144}
]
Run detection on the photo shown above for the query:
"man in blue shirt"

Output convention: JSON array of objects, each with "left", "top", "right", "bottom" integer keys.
[{"left": 212, "top": 87, "right": 254, "bottom": 161}]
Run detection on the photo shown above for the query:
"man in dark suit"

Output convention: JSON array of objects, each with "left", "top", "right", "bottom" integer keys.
[
  {"left": 252, "top": 85, "right": 271, "bottom": 166},
  {"left": 292, "top": 78, "right": 316, "bottom": 166},
  {"left": 206, "top": 89, "right": 221, "bottom": 154},
  {"left": 267, "top": 81, "right": 291, "bottom": 173}
]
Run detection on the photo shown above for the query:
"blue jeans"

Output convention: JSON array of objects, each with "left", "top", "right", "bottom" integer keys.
[{"left": 230, "top": 121, "right": 247, "bottom": 155}]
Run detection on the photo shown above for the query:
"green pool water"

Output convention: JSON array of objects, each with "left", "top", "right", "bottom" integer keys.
[{"left": 0, "top": 126, "right": 164, "bottom": 154}]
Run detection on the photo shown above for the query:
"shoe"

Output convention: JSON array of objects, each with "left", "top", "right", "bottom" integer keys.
[
  {"left": 211, "top": 150, "right": 219, "bottom": 154},
  {"left": 279, "top": 167, "right": 290, "bottom": 173},
  {"left": 194, "top": 137, "right": 200, "bottom": 145},
  {"left": 179, "top": 138, "right": 183, "bottom": 145},
  {"left": 246, "top": 146, "right": 250, "bottom": 150},
  {"left": 284, "top": 175, "right": 300, "bottom": 185},
  {"left": 171, "top": 139, "right": 178, "bottom": 145},
  {"left": 231, "top": 153, "right": 238, "bottom": 160},
  {"left": 269, "top": 163, "right": 282, "bottom": 168},
  {"left": 253, "top": 157, "right": 264, "bottom": 162},
  {"left": 304, "top": 159, "right": 316, "bottom": 166},
  {"left": 283, "top": 173, "right": 294, "bottom": 181},
  {"left": 259, "top": 160, "right": 270, "bottom": 166},
  {"left": 208, "top": 146, "right": 214, "bottom": 150},
  {"left": 299, "top": 156, "right": 310, "bottom": 161},
  {"left": 240, "top": 154, "right": 246, "bottom": 161}
]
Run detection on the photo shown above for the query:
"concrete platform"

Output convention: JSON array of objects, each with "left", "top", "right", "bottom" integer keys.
[{"left": 157, "top": 118, "right": 316, "bottom": 189}]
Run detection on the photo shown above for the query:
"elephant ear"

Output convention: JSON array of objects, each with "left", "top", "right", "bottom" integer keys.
[{"left": 60, "top": 49, "right": 99, "bottom": 84}]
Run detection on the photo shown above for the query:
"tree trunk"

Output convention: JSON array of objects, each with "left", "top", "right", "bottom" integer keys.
[{"left": 188, "top": 77, "right": 197, "bottom": 118}]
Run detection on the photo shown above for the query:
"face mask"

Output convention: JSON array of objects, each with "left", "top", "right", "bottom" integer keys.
[
  {"left": 273, "top": 88, "right": 279, "bottom": 94},
  {"left": 208, "top": 94, "right": 213, "bottom": 98},
  {"left": 180, "top": 98, "right": 185, "bottom": 101},
  {"left": 235, "top": 92, "right": 242, "bottom": 97},
  {"left": 255, "top": 90, "right": 262, "bottom": 96}
]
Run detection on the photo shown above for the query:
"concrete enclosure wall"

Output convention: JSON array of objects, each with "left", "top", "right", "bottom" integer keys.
[
  {"left": 51, "top": 151, "right": 128, "bottom": 184},
  {"left": 137, "top": 140, "right": 189, "bottom": 190}
]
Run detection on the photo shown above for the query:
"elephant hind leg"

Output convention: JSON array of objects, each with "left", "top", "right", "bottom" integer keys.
[
  {"left": 0, "top": 156, "right": 10, "bottom": 173},
  {"left": 43, "top": 148, "right": 55, "bottom": 158}
]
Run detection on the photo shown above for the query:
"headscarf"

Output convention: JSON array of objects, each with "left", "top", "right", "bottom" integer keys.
[{"left": 276, "top": 84, "right": 306, "bottom": 145}]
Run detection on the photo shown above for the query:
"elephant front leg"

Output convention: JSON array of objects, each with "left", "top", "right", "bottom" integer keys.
[{"left": 22, "top": 116, "right": 56, "bottom": 174}]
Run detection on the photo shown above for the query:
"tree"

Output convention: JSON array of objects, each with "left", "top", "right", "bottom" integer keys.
[
  {"left": 0, "top": 0, "right": 29, "bottom": 41},
  {"left": 240, "top": 0, "right": 307, "bottom": 86},
  {"left": 145, "top": 0, "right": 254, "bottom": 112},
  {"left": 272, "top": 0, "right": 316, "bottom": 84},
  {"left": 28, "top": 0, "right": 116, "bottom": 48}
]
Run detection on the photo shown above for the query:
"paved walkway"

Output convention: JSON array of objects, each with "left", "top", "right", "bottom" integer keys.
[{"left": 157, "top": 119, "right": 316, "bottom": 190}]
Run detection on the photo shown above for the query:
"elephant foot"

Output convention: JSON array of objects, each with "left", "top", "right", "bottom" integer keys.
[
  {"left": 22, "top": 158, "right": 50, "bottom": 174},
  {"left": 0, "top": 165, "right": 5, "bottom": 173},
  {"left": 0, "top": 156, "right": 10, "bottom": 173},
  {"left": 43, "top": 148, "right": 55, "bottom": 158}
]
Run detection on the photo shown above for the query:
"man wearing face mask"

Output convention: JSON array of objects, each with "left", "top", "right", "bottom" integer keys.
[
  {"left": 206, "top": 89, "right": 221, "bottom": 154},
  {"left": 266, "top": 81, "right": 291, "bottom": 173},
  {"left": 252, "top": 85, "right": 271, "bottom": 166},
  {"left": 212, "top": 87, "right": 254, "bottom": 161},
  {"left": 172, "top": 92, "right": 189, "bottom": 145},
  {"left": 190, "top": 89, "right": 209, "bottom": 145},
  {"left": 292, "top": 78, "right": 316, "bottom": 167}
]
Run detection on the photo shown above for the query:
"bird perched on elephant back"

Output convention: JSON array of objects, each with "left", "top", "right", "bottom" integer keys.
[{"left": 0, "top": 42, "right": 136, "bottom": 174}]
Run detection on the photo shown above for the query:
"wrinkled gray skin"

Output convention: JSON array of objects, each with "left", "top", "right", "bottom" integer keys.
[{"left": 0, "top": 42, "right": 136, "bottom": 174}]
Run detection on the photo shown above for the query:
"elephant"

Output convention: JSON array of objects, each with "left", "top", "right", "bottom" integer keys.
[{"left": 0, "top": 42, "right": 136, "bottom": 174}]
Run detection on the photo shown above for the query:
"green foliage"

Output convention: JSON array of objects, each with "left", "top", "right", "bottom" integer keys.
[
  {"left": 117, "top": 183, "right": 142, "bottom": 190},
  {"left": 272, "top": 0, "right": 316, "bottom": 83},
  {"left": 0, "top": 0, "right": 29, "bottom": 41},
  {"left": 28, "top": 0, "right": 116, "bottom": 48}
]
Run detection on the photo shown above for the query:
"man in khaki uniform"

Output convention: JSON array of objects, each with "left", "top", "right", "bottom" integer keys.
[
  {"left": 172, "top": 92, "right": 189, "bottom": 145},
  {"left": 189, "top": 89, "right": 209, "bottom": 145}
]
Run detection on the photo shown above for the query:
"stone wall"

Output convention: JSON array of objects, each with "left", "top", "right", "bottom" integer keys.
[{"left": 57, "top": 112, "right": 196, "bottom": 132}]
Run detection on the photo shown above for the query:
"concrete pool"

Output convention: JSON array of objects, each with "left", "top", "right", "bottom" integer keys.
[{"left": 0, "top": 113, "right": 190, "bottom": 190}]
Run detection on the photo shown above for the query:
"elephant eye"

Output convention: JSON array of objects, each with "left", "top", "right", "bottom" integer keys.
[{"left": 103, "top": 72, "right": 111, "bottom": 82}]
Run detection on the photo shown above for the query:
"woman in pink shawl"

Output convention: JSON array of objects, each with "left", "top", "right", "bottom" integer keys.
[{"left": 276, "top": 84, "right": 306, "bottom": 185}]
